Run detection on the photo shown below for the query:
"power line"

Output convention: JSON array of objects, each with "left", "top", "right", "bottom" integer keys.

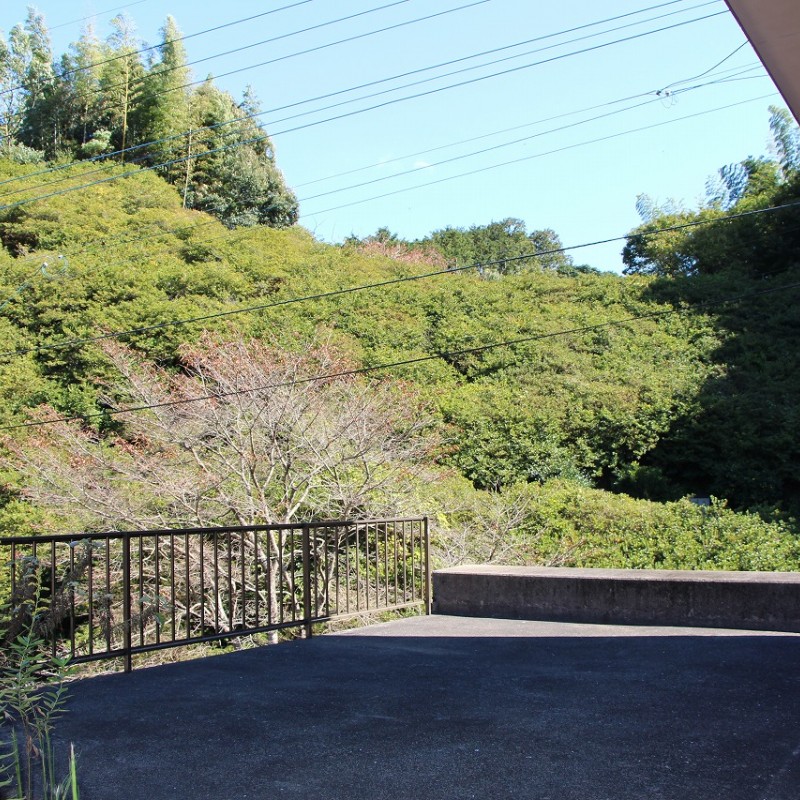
[
  {"left": 0, "top": 61, "right": 757, "bottom": 286},
  {"left": 110, "top": 0, "right": 693, "bottom": 100},
  {"left": 95, "top": 0, "right": 419, "bottom": 98},
  {"left": 0, "top": 0, "right": 491, "bottom": 200},
  {"left": 0, "top": 0, "right": 710, "bottom": 194},
  {"left": 296, "top": 62, "right": 763, "bottom": 189},
  {"left": 0, "top": 1, "right": 320, "bottom": 97},
  {"left": 2, "top": 51, "right": 746, "bottom": 209},
  {"left": 0, "top": 9, "right": 732, "bottom": 214},
  {"left": 297, "top": 79, "right": 742, "bottom": 204},
  {"left": 3, "top": 198, "right": 799, "bottom": 363},
  {"left": 48, "top": 1, "right": 150, "bottom": 32},
  {"left": 305, "top": 92, "right": 779, "bottom": 216},
  {"left": 4, "top": 276, "right": 799, "bottom": 433},
  {"left": 0, "top": 69, "right": 774, "bottom": 294},
  {"left": 100, "top": 0, "right": 433, "bottom": 98},
  {"left": 269, "top": 9, "right": 729, "bottom": 140},
  {"left": 659, "top": 40, "right": 749, "bottom": 93},
  {"left": 262, "top": 1, "right": 722, "bottom": 131}
]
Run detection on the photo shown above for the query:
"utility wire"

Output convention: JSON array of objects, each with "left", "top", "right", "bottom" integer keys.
[
  {"left": 4, "top": 276, "right": 799, "bottom": 433},
  {"left": 0, "top": 60, "right": 755, "bottom": 283},
  {"left": 296, "top": 62, "right": 762, "bottom": 188},
  {"left": 269, "top": 10, "right": 729, "bottom": 138},
  {"left": 0, "top": 0, "right": 319, "bottom": 96},
  {"left": 3, "top": 198, "right": 799, "bottom": 364},
  {"left": 48, "top": 1, "right": 150, "bottom": 31},
  {"left": 0, "top": 68, "right": 773, "bottom": 288},
  {"left": 1, "top": 53, "right": 750, "bottom": 209},
  {"left": 298, "top": 80, "right": 746, "bottom": 204},
  {"left": 0, "top": 0, "right": 490, "bottom": 197},
  {"left": 262, "top": 1, "right": 722, "bottom": 131},
  {"left": 659, "top": 40, "right": 749, "bottom": 92},
  {"left": 0, "top": 0, "right": 710, "bottom": 193},
  {"left": 97, "top": 0, "right": 430, "bottom": 97},
  {"left": 306, "top": 92, "right": 779, "bottom": 216},
  {"left": 0, "top": 61, "right": 746, "bottom": 294},
  {"left": 0, "top": 10, "right": 732, "bottom": 214},
  {"left": 115, "top": 0, "right": 692, "bottom": 99}
]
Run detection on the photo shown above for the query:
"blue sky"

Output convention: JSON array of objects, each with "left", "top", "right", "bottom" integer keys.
[{"left": 0, "top": 0, "right": 784, "bottom": 271}]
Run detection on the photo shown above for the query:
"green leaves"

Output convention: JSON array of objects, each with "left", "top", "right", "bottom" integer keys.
[{"left": 0, "top": 558, "right": 78, "bottom": 800}]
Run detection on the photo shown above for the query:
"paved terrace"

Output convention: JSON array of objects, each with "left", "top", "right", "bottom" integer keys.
[{"left": 58, "top": 613, "right": 800, "bottom": 800}]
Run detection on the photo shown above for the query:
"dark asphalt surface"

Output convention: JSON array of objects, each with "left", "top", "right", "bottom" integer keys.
[{"left": 55, "top": 615, "right": 800, "bottom": 800}]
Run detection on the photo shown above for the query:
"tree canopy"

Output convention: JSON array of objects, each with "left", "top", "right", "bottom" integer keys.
[{"left": 0, "top": 11, "right": 298, "bottom": 228}]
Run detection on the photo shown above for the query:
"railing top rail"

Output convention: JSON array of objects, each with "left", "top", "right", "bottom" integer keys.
[{"left": 0, "top": 516, "right": 427, "bottom": 546}]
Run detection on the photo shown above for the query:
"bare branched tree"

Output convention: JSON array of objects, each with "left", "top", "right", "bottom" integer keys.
[{"left": 2, "top": 334, "right": 438, "bottom": 642}]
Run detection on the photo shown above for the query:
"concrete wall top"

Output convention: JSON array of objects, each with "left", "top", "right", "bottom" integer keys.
[{"left": 434, "top": 565, "right": 800, "bottom": 585}]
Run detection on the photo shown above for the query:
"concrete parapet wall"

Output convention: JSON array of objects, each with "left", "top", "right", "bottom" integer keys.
[{"left": 432, "top": 566, "right": 800, "bottom": 632}]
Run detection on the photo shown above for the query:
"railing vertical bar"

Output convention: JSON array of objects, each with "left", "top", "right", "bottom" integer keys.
[
  {"left": 411, "top": 521, "right": 417, "bottom": 603},
  {"left": 154, "top": 534, "right": 161, "bottom": 645},
  {"left": 68, "top": 541, "right": 76, "bottom": 660},
  {"left": 199, "top": 532, "right": 205, "bottom": 637},
  {"left": 355, "top": 523, "right": 361, "bottom": 612},
  {"left": 170, "top": 534, "right": 177, "bottom": 642},
  {"left": 184, "top": 530, "right": 191, "bottom": 640},
  {"left": 344, "top": 525, "right": 350, "bottom": 615},
  {"left": 279, "top": 530, "right": 285, "bottom": 626},
  {"left": 49, "top": 541, "right": 58, "bottom": 660},
  {"left": 122, "top": 533, "right": 132, "bottom": 673},
  {"left": 374, "top": 522, "right": 380, "bottom": 611},
  {"left": 302, "top": 523, "right": 312, "bottom": 638},
  {"left": 138, "top": 536, "right": 145, "bottom": 646},
  {"left": 401, "top": 520, "right": 408, "bottom": 600},
  {"left": 393, "top": 522, "right": 399, "bottom": 606},
  {"left": 87, "top": 541, "right": 94, "bottom": 656},
  {"left": 309, "top": 527, "right": 316, "bottom": 619},
  {"left": 325, "top": 530, "right": 339, "bottom": 615},
  {"left": 266, "top": 531, "right": 273, "bottom": 627},
  {"left": 227, "top": 530, "right": 233, "bottom": 633},
  {"left": 365, "top": 523, "right": 371, "bottom": 612},
  {"left": 289, "top": 528, "right": 296, "bottom": 622},
  {"left": 410, "top": 520, "right": 416, "bottom": 602},
  {"left": 324, "top": 526, "right": 330, "bottom": 617},
  {"left": 383, "top": 522, "right": 389, "bottom": 611},
  {"left": 105, "top": 538, "right": 112, "bottom": 651},
  {"left": 253, "top": 532, "right": 260, "bottom": 628},
  {"left": 213, "top": 531, "right": 219, "bottom": 633},
  {"left": 424, "top": 516, "right": 431, "bottom": 615},
  {"left": 240, "top": 529, "right": 246, "bottom": 630}
]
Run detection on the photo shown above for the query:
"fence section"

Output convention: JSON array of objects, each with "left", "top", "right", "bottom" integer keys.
[{"left": 0, "top": 517, "right": 429, "bottom": 671}]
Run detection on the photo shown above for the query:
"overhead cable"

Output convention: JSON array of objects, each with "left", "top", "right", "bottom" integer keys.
[
  {"left": 0, "top": 0, "right": 712, "bottom": 193},
  {"left": 0, "top": 0, "right": 320, "bottom": 96},
  {"left": 0, "top": 10, "right": 733, "bottom": 214},
  {"left": 305, "top": 92, "right": 779, "bottom": 216},
  {"left": 4, "top": 277, "right": 799, "bottom": 433},
  {"left": 0, "top": 62, "right": 760, "bottom": 284},
  {"left": 3, "top": 198, "right": 799, "bottom": 363}
]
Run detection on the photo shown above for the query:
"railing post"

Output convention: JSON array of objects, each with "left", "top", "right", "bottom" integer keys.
[
  {"left": 302, "top": 523, "right": 312, "bottom": 639},
  {"left": 423, "top": 516, "right": 431, "bottom": 615},
  {"left": 122, "top": 533, "right": 133, "bottom": 673}
]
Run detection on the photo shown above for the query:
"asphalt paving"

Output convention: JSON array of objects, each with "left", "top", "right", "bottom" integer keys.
[{"left": 54, "top": 615, "right": 800, "bottom": 800}]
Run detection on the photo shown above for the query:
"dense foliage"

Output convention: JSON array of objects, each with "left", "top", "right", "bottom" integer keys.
[
  {"left": 620, "top": 105, "right": 800, "bottom": 513},
  {"left": 0, "top": 32, "right": 797, "bottom": 573},
  {"left": 345, "top": 218, "right": 596, "bottom": 276},
  {"left": 0, "top": 10, "right": 297, "bottom": 228}
]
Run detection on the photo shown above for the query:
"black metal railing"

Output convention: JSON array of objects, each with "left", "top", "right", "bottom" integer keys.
[{"left": 0, "top": 517, "right": 429, "bottom": 672}]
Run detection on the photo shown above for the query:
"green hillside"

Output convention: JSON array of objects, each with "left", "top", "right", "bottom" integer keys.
[{"left": 0, "top": 153, "right": 798, "bottom": 570}]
